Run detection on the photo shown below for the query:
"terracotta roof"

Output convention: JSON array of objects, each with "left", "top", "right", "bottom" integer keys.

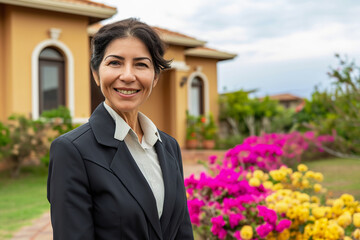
[
  {"left": 152, "top": 27, "right": 197, "bottom": 40},
  {"left": 88, "top": 23, "right": 236, "bottom": 60},
  {"left": 88, "top": 24, "right": 206, "bottom": 47},
  {"left": 265, "top": 94, "right": 303, "bottom": 101},
  {"left": 185, "top": 46, "right": 237, "bottom": 60},
  {"left": 58, "top": 0, "right": 116, "bottom": 10},
  {"left": 0, "top": 0, "right": 116, "bottom": 24}
]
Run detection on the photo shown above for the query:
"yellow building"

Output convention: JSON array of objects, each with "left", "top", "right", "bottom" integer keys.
[{"left": 0, "top": 0, "right": 236, "bottom": 147}]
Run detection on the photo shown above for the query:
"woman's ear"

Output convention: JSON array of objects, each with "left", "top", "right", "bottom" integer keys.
[
  {"left": 91, "top": 69, "right": 100, "bottom": 86},
  {"left": 153, "top": 74, "right": 159, "bottom": 88}
]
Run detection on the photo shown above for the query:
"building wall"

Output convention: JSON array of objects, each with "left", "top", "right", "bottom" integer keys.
[
  {"left": 164, "top": 45, "right": 185, "bottom": 62},
  {"left": 0, "top": 4, "right": 12, "bottom": 122},
  {"left": 0, "top": 4, "right": 5, "bottom": 121},
  {"left": 1, "top": 5, "right": 90, "bottom": 121},
  {"left": 139, "top": 70, "right": 176, "bottom": 137}
]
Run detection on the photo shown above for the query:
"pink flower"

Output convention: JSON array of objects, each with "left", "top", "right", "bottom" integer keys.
[
  {"left": 275, "top": 219, "right": 292, "bottom": 232},
  {"left": 218, "top": 228, "right": 227, "bottom": 239},
  {"left": 257, "top": 205, "right": 278, "bottom": 225},
  {"left": 209, "top": 155, "right": 217, "bottom": 164},
  {"left": 233, "top": 230, "right": 241, "bottom": 240},
  {"left": 187, "top": 199, "right": 204, "bottom": 226},
  {"left": 229, "top": 213, "right": 245, "bottom": 228},
  {"left": 256, "top": 222, "right": 273, "bottom": 238},
  {"left": 211, "top": 216, "right": 227, "bottom": 239}
]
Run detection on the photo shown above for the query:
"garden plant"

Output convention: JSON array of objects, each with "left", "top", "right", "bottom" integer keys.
[{"left": 185, "top": 132, "right": 360, "bottom": 239}]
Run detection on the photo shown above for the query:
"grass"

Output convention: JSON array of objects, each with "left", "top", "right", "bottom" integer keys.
[
  {"left": 0, "top": 166, "right": 49, "bottom": 239},
  {"left": 305, "top": 157, "right": 360, "bottom": 200}
]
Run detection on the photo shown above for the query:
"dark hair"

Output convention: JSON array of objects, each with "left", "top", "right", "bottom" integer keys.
[{"left": 91, "top": 18, "right": 171, "bottom": 75}]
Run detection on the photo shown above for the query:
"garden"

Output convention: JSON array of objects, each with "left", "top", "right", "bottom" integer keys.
[{"left": 0, "top": 54, "right": 359, "bottom": 239}]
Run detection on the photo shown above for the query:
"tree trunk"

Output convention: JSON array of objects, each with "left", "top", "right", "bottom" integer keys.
[
  {"left": 10, "top": 156, "right": 21, "bottom": 178},
  {"left": 244, "top": 116, "right": 255, "bottom": 136}
]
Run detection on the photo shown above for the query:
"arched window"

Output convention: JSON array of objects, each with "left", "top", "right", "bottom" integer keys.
[
  {"left": 39, "top": 47, "right": 65, "bottom": 114},
  {"left": 189, "top": 77, "right": 204, "bottom": 116}
]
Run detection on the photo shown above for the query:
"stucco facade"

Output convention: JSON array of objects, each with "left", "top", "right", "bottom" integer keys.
[{"left": 0, "top": 0, "right": 236, "bottom": 147}]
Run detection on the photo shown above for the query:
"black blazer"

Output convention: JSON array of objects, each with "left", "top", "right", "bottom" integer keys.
[{"left": 47, "top": 103, "right": 194, "bottom": 240}]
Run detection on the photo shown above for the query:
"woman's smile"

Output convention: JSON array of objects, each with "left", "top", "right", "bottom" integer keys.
[{"left": 114, "top": 88, "right": 141, "bottom": 99}]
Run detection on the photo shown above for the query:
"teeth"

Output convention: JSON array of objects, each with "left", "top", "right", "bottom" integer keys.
[{"left": 116, "top": 89, "right": 138, "bottom": 95}]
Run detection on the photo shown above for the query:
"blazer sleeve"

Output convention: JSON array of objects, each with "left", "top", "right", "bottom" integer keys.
[
  {"left": 174, "top": 141, "right": 194, "bottom": 240},
  {"left": 47, "top": 137, "right": 95, "bottom": 240}
]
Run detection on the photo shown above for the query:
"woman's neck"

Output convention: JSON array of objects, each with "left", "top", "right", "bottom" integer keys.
[{"left": 118, "top": 111, "right": 144, "bottom": 143}]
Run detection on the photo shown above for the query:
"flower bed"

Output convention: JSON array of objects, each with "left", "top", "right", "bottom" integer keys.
[{"left": 185, "top": 132, "right": 360, "bottom": 239}]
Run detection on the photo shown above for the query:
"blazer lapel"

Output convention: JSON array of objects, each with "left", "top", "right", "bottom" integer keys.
[
  {"left": 155, "top": 140, "right": 178, "bottom": 234},
  {"left": 89, "top": 103, "right": 119, "bottom": 149},
  {"left": 110, "top": 141, "right": 163, "bottom": 240}
]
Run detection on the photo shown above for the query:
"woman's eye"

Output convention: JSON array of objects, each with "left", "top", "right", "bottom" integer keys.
[
  {"left": 136, "top": 62, "right": 149, "bottom": 68},
  {"left": 108, "top": 61, "right": 120, "bottom": 66}
]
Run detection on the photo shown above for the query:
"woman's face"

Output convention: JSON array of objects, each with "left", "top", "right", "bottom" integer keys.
[{"left": 92, "top": 37, "right": 158, "bottom": 115}]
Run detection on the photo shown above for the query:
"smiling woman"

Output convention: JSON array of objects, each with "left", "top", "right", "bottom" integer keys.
[
  {"left": 47, "top": 18, "right": 194, "bottom": 240},
  {"left": 92, "top": 37, "right": 158, "bottom": 131}
]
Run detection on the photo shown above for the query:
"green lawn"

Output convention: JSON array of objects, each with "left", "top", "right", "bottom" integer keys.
[
  {"left": 306, "top": 158, "right": 360, "bottom": 200},
  {"left": 0, "top": 166, "right": 49, "bottom": 239}
]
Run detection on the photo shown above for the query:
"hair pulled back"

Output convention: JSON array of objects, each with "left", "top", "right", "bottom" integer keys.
[{"left": 91, "top": 18, "right": 171, "bottom": 75}]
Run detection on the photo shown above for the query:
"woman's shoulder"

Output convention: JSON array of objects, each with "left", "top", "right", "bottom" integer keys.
[
  {"left": 158, "top": 130, "right": 177, "bottom": 144},
  {"left": 54, "top": 122, "right": 92, "bottom": 144}
]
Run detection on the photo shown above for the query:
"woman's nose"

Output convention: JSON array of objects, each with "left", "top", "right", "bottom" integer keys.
[{"left": 119, "top": 65, "right": 136, "bottom": 82}]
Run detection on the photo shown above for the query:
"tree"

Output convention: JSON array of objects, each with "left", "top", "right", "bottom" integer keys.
[
  {"left": 295, "top": 54, "right": 360, "bottom": 156},
  {"left": 219, "top": 90, "right": 284, "bottom": 137}
]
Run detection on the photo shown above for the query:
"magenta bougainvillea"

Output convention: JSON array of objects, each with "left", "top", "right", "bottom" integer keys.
[{"left": 185, "top": 131, "right": 334, "bottom": 239}]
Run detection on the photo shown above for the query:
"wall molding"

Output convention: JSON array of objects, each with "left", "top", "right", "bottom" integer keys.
[
  {"left": 31, "top": 37, "right": 74, "bottom": 119},
  {"left": 187, "top": 67, "right": 209, "bottom": 116}
]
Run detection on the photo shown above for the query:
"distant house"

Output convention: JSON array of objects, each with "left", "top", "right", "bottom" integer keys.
[
  {"left": 0, "top": 0, "right": 236, "bottom": 147},
  {"left": 263, "top": 94, "right": 304, "bottom": 110}
]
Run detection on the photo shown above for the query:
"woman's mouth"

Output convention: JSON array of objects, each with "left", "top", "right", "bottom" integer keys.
[{"left": 114, "top": 89, "right": 140, "bottom": 95}]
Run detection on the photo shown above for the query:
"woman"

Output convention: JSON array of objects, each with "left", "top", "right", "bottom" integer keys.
[{"left": 47, "top": 18, "right": 194, "bottom": 240}]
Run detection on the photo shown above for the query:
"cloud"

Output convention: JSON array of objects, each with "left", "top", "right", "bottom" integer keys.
[{"left": 93, "top": 0, "right": 360, "bottom": 98}]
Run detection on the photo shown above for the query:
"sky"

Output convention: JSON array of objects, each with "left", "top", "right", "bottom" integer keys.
[{"left": 92, "top": 0, "right": 360, "bottom": 98}]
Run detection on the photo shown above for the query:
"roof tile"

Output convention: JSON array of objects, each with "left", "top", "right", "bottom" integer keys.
[{"left": 58, "top": 0, "right": 116, "bottom": 10}]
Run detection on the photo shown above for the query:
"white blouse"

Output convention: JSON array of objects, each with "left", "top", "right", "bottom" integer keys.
[{"left": 103, "top": 102, "right": 165, "bottom": 218}]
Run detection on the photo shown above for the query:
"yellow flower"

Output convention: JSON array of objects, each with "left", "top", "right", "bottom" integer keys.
[
  {"left": 333, "top": 199, "right": 344, "bottom": 209},
  {"left": 246, "top": 172, "right": 252, "bottom": 180},
  {"left": 263, "top": 181, "right": 273, "bottom": 189},
  {"left": 262, "top": 173, "right": 269, "bottom": 181},
  {"left": 301, "top": 178, "right": 310, "bottom": 188},
  {"left": 313, "top": 172, "right": 324, "bottom": 182},
  {"left": 240, "top": 225, "right": 253, "bottom": 240},
  {"left": 353, "top": 228, "right": 360, "bottom": 240},
  {"left": 344, "top": 237, "right": 352, "bottom": 240},
  {"left": 354, "top": 213, "right": 360, "bottom": 227},
  {"left": 314, "top": 183, "right": 322, "bottom": 193},
  {"left": 311, "top": 196, "right": 320, "bottom": 204},
  {"left": 305, "top": 170, "right": 315, "bottom": 178},
  {"left": 297, "top": 164, "right": 308, "bottom": 172},
  {"left": 291, "top": 171, "right": 302, "bottom": 180},
  {"left": 273, "top": 183, "right": 284, "bottom": 190},
  {"left": 337, "top": 212, "right": 352, "bottom": 227},
  {"left": 298, "top": 193, "right": 310, "bottom": 203},
  {"left": 253, "top": 170, "right": 264, "bottom": 179},
  {"left": 275, "top": 202, "right": 288, "bottom": 214},
  {"left": 249, "top": 177, "right": 261, "bottom": 187},
  {"left": 341, "top": 194, "right": 355, "bottom": 204},
  {"left": 270, "top": 170, "right": 286, "bottom": 181},
  {"left": 278, "top": 229, "right": 290, "bottom": 240},
  {"left": 312, "top": 207, "right": 326, "bottom": 219}
]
